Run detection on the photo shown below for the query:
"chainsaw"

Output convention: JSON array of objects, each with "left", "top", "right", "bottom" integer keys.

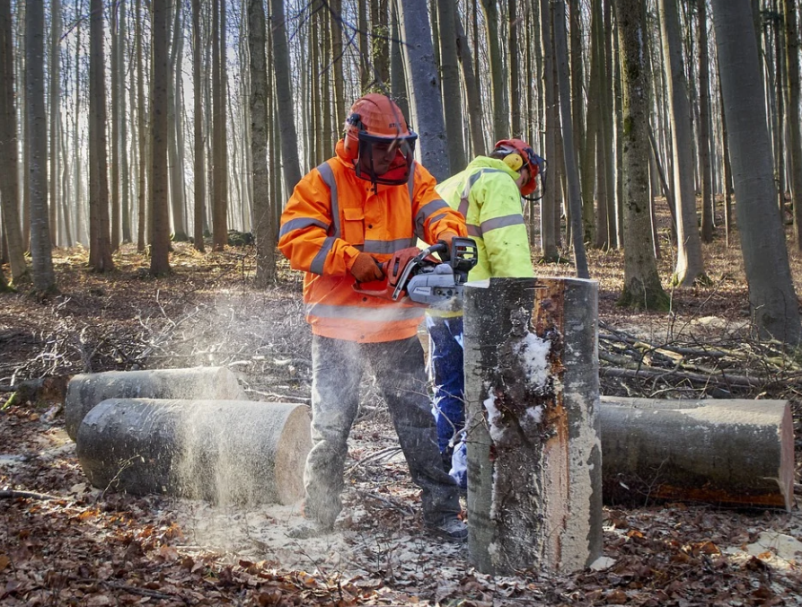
[{"left": 353, "top": 237, "right": 478, "bottom": 310}]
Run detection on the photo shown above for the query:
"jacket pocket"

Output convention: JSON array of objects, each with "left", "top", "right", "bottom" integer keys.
[{"left": 342, "top": 207, "right": 365, "bottom": 245}]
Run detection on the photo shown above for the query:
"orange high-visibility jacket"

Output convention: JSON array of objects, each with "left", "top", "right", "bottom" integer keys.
[{"left": 279, "top": 140, "right": 467, "bottom": 343}]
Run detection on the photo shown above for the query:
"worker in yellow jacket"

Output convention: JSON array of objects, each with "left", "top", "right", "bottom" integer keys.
[
  {"left": 427, "top": 139, "right": 546, "bottom": 490},
  {"left": 279, "top": 94, "right": 469, "bottom": 540}
]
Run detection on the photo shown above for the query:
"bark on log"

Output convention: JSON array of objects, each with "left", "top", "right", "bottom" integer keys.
[
  {"left": 76, "top": 398, "right": 311, "bottom": 505},
  {"left": 65, "top": 367, "right": 245, "bottom": 440},
  {"left": 600, "top": 397, "right": 795, "bottom": 511},
  {"left": 463, "top": 277, "right": 603, "bottom": 575}
]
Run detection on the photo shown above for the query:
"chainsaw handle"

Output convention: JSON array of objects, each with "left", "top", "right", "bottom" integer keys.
[{"left": 352, "top": 276, "right": 390, "bottom": 296}]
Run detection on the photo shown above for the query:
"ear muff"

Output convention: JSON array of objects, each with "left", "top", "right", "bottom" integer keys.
[{"left": 503, "top": 152, "right": 524, "bottom": 172}]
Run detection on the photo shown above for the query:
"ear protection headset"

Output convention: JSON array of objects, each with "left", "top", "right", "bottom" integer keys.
[
  {"left": 343, "top": 113, "right": 363, "bottom": 160},
  {"left": 502, "top": 152, "right": 524, "bottom": 172}
]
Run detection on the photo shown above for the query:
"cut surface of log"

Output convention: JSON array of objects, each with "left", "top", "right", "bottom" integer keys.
[
  {"left": 463, "top": 277, "right": 602, "bottom": 575},
  {"left": 76, "top": 399, "right": 311, "bottom": 505},
  {"left": 65, "top": 367, "right": 245, "bottom": 439},
  {"left": 600, "top": 397, "right": 795, "bottom": 511}
]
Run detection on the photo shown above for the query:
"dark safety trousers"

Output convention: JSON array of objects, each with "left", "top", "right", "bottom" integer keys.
[
  {"left": 303, "top": 334, "right": 461, "bottom": 528},
  {"left": 425, "top": 315, "right": 467, "bottom": 490}
]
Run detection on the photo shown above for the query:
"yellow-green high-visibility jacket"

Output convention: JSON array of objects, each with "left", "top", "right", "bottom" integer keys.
[{"left": 429, "top": 156, "right": 535, "bottom": 317}]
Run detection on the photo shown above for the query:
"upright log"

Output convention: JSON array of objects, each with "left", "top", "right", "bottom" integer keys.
[
  {"left": 65, "top": 367, "right": 245, "bottom": 439},
  {"left": 463, "top": 277, "right": 603, "bottom": 575},
  {"left": 76, "top": 399, "right": 311, "bottom": 505},
  {"left": 600, "top": 397, "right": 795, "bottom": 510}
]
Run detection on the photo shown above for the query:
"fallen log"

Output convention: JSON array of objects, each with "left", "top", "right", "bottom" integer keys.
[
  {"left": 463, "top": 276, "right": 603, "bottom": 575},
  {"left": 76, "top": 398, "right": 311, "bottom": 505},
  {"left": 65, "top": 367, "right": 245, "bottom": 440},
  {"left": 600, "top": 397, "right": 795, "bottom": 511}
]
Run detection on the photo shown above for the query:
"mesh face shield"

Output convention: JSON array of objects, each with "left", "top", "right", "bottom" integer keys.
[{"left": 354, "top": 131, "right": 419, "bottom": 187}]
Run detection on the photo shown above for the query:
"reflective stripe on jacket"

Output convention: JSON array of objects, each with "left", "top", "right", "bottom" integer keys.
[
  {"left": 428, "top": 156, "right": 535, "bottom": 318},
  {"left": 279, "top": 139, "right": 467, "bottom": 343}
]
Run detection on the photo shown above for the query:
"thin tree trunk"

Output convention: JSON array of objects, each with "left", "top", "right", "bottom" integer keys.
[
  {"left": 111, "top": 1, "right": 121, "bottom": 250},
  {"left": 248, "top": 0, "right": 275, "bottom": 286},
  {"left": 358, "top": 0, "right": 369, "bottom": 91},
  {"left": 269, "top": 0, "right": 302, "bottom": 191},
  {"left": 372, "top": 0, "right": 390, "bottom": 85},
  {"left": 169, "top": 2, "right": 188, "bottom": 241},
  {"left": 539, "top": 0, "right": 558, "bottom": 261},
  {"left": 784, "top": 0, "right": 802, "bottom": 249},
  {"left": 507, "top": 0, "right": 521, "bottom": 137},
  {"left": 480, "top": 0, "right": 507, "bottom": 142},
  {"left": 136, "top": 0, "right": 147, "bottom": 251},
  {"left": 50, "top": 0, "right": 61, "bottom": 247},
  {"left": 659, "top": 0, "right": 704, "bottom": 286},
  {"left": 0, "top": 0, "right": 26, "bottom": 281},
  {"left": 437, "top": 0, "right": 466, "bottom": 170},
  {"left": 330, "top": 0, "right": 346, "bottom": 129},
  {"left": 553, "top": 1, "right": 588, "bottom": 279},
  {"left": 192, "top": 0, "right": 205, "bottom": 252},
  {"left": 120, "top": 0, "right": 130, "bottom": 244},
  {"left": 390, "top": 0, "right": 409, "bottom": 118},
  {"left": 698, "top": 0, "right": 713, "bottom": 243},
  {"left": 88, "top": 0, "right": 113, "bottom": 272},
  {"left": 150, "top": 0, "right": 170, "bottom": 275},
  {"left": 454, "top": 13, "right": 484, "bottom": 156}
]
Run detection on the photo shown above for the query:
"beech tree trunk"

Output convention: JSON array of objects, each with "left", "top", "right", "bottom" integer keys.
[
  {"left": 398, "top": 0, "right": 450, "bottom": 181},
  {"left": 600, "top": 397, "right": 795, "bottom": 511},
  {"left": 27, "top": 0, "right": 56, "bottom": 291},
  {"left": 76, "top": 399, "right": 311, "bottom": 505},
  {"left": 0, "top": 0, "right": 26, "bottom": 282},
  {"left": 463, "top": 277, "right": 602, "bottom": 574},
  {"left": 150, "top": 0, "right": 170, "bottom": 275},
  {"left": 711, "top": 0, "right": 801, "bottom": 344},
  {"left": 65, "top": 367, "right": 245, "bottom": 440}
]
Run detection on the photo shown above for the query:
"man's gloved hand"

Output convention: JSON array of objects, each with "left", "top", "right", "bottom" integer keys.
[
  {"left": 437, "top": 231, "right": 459, "bottom": 262},
  {"left": 350, "top": 252, "right": 384, "bottom": 282}
]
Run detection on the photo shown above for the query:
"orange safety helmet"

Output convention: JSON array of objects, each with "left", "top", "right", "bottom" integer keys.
[
  {"left": 493, "top": 138, "right": 546, "bottom": 197},
  {"left": 343, "top": 94, "right": 418, "bottom": 187}
]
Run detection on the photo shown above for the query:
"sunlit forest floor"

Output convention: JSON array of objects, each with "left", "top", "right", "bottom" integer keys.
[{"left": 2, "top": 197, "right": 802, "bottom": 605}]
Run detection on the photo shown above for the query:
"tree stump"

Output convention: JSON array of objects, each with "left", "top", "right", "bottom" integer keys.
[
  {"left": 76, "top": 399, "right": 311, "bottom": 505},
  {"left": 463, "top": 277, "right": 603, "bottom": 575},
  {"left": 65, "top": 367, "right": 245, "bottom": 440},
  {"left": 600, "top": 397, "right": 795, "bottom": 510}
]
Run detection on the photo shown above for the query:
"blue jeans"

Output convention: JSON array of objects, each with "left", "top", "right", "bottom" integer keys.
[{"left": 425, "top": 315, "right": 467, "bottom": 489}]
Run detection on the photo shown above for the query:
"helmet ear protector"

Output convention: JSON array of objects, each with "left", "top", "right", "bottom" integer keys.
[
  {"left": 343, "top": 113, "right": 363, "bottom": 160},
  {"left": 494, "top": 139, "right": 546, "bottom": 198}
]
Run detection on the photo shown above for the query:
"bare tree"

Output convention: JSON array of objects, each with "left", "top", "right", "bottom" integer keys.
[
  {"left": 27, "top": 0, "right": 56, "bottom": 291},
  {"left": 248, "top": 0, "right": 276, "bottom": 285},
  {"left": 437, "top": 0, "right": 466, "bottom": 170},
  {"left": 212, "top": 0, "right": 228, "bottom": 250},
  {"left": 0, "top": 0, "right": 26, "bottom": 282},
  {"left": 711, "top": 0, "right": 801, "bottom": 344},
  {"left": 784, "top": 0, "right": 802, "bottom": 249},
  {"left": 192, "top": 0, "right": 205, "bottom": 252},
  {"left": 398, "top": 0, "right": 451, "bottom": 180},
  {"left": 150, "top": 0, "right": 171, "bottom": 275},
  {"left": 615, "top": 0, "right": 668, "bottom": 310},
  {"left": 50, "top": 0, "right": 61, "bottom": 247},
  {"left": 698, "top": 0, "right": 713, "bottom": 243},
  {"left": 659, "top": 0, "right": 704, "bottom": 286},
  {"left": 269, "top": 0, "right": 302, "bottom": 192}
]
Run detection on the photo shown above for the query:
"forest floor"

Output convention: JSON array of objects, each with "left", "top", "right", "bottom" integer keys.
[{"left": 2, "top": 216, "right": 802, "bottom": 606}]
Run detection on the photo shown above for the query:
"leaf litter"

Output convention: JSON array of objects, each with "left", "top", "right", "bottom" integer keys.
[{"left": 1, "top": 240, "right": 802, "bottom": 605}]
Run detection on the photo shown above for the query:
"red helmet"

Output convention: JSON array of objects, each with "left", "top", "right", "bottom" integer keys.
[
  {"left": 493, "top": 138, "right": 545, "bottom": 196},
  {"left": 343, "top": 94, "right": 418, "bottom": 187}
]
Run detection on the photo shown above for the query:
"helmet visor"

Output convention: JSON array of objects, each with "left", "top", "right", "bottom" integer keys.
[{"left": 355, "top": 131, "right": 418, "bottom": 186}]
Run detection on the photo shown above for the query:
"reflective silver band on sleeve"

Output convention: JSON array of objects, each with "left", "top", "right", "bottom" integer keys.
[
  {"left": 279, "top": 217, "right": 330, "bottom": 238},
  {"left": 480, "top": 213, "right": 526, "bottom": 234},
  {"left": 317, "top": 162, "right": 341, "bottom": 239},
  {"left": 459, "top": 168, "right": 505, "bottom": 217},
  {"left": 309, "top": 236, "right": 335, "bottom": 275}
]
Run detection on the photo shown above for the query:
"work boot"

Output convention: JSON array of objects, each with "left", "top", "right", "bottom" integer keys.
[{"left": 426, "top": 516, "right": 468, "bottom": 542}]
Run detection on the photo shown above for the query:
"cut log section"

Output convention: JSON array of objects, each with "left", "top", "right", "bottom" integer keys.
[
  {"left": 65, "top": 367, "right": 245, "bottom": 440},
  {"left": 463, "top": 277, "right": 603, "bottom": 575},
  {"left": 600, "top": 397, "right": 795, "bottom": 511},
  {"left": 76, "top": 399, "right": 311, "bottom": 505}
]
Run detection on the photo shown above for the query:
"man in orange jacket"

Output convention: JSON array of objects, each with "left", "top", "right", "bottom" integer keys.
[{"left": 279, "top": 93, "right": 468, "bottom": 541}]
